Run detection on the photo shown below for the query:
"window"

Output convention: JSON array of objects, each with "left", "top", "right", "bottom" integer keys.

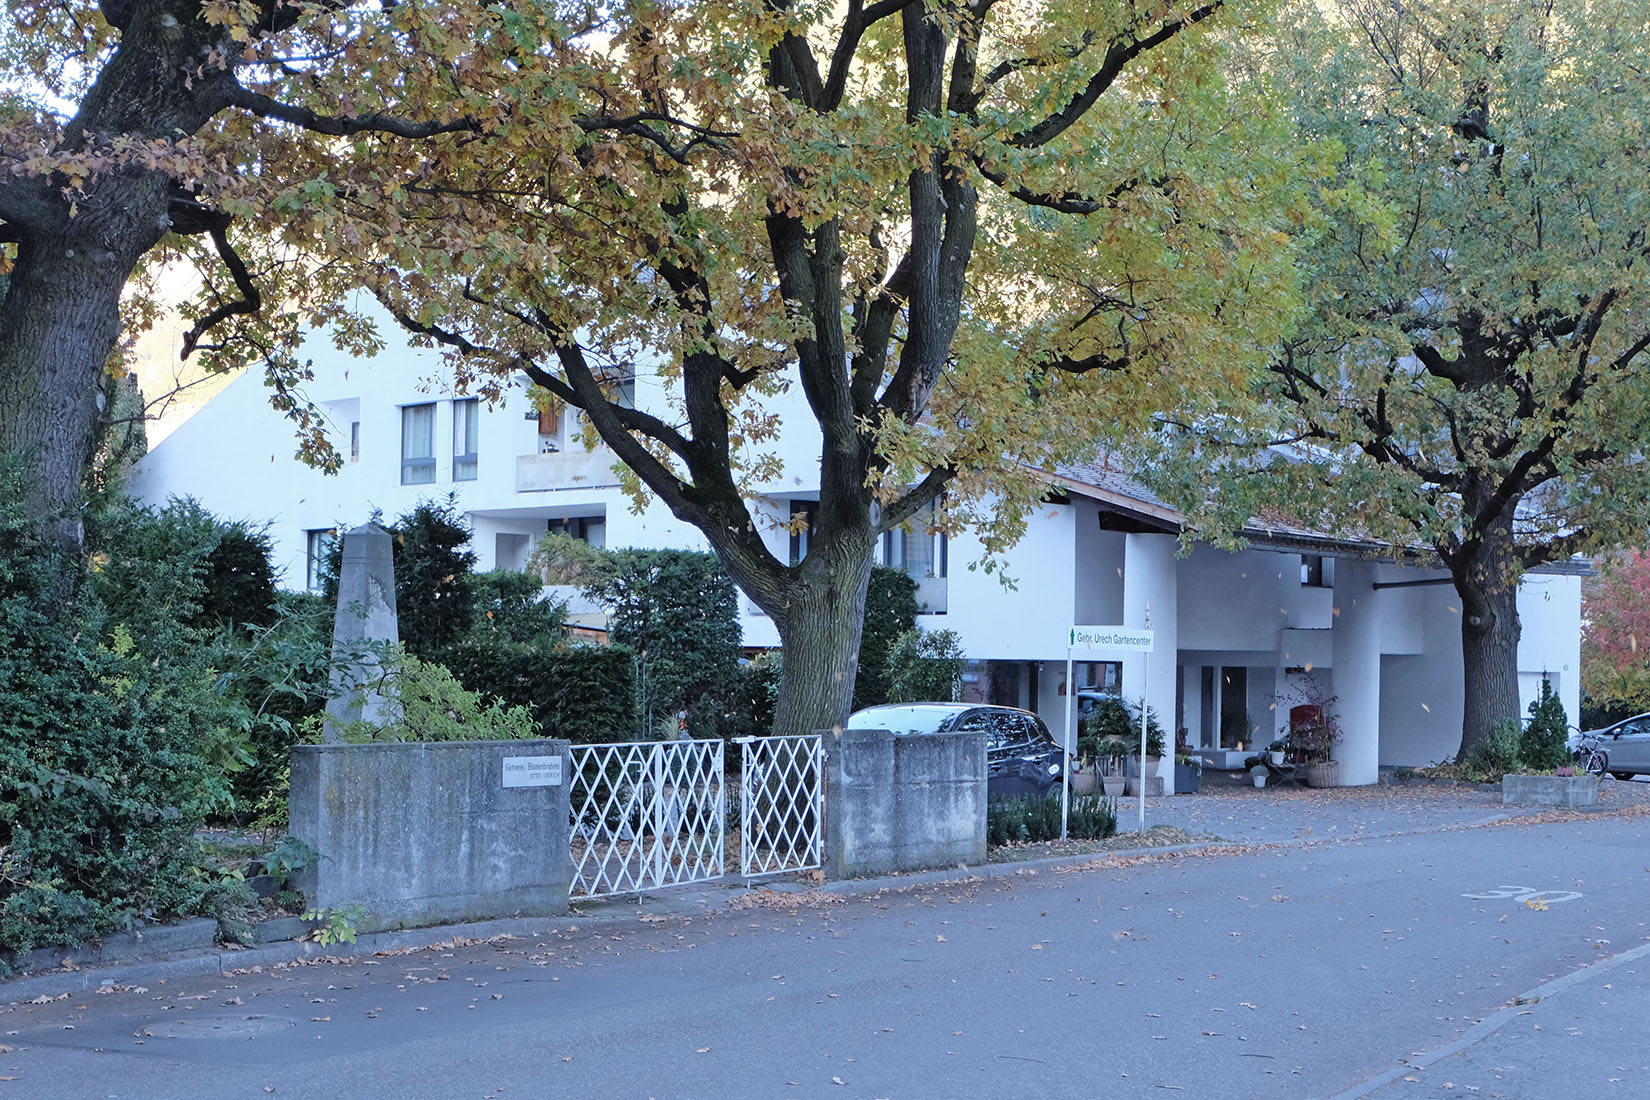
[
  {"left": 401, "top": 403, "right": 435, "bottom": 485},
  {"left": 305, "top": 528, "right": 337, "bottom": 593},
  {"left": 453, "top": 398, "right": 478, "bottom": 481},
  {"left": 882, "top": 498, "right": 947, "bottom": 579},
  {"left": 1301, "top": 554, "right": 1324, "bottom": 586},
  {"left": 789, "top": 500, "right": 818, "bottom": 565},
  {"left": 349, "top": 421, "right": 360, "bottom": 462},
  {"left": 547, "top": 515, "right": 606, "bottom": 547}
]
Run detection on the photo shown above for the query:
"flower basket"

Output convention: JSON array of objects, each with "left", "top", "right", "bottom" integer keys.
[{"left": 1304, "top": 761, "right": 1340, "bottom": 788}]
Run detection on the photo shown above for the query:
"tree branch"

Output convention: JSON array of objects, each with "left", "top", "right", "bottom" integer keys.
[
  {"left": 1007, "top": 4, "right": 1222, "bottom": 149},
  {"left": 878, "top": 465, "right": 955, "bottom": 535},
  {"left": 0, "top": 176, "right": 59, "bottom": 235},
  {"left": 973, "top": 161, "right": 1159, "bottom": 214},
  {"left": 179, "top": 222, "right": 262, "bottom": 359},
  {"left": 822, "top": 0, "right": 926, "bottom": 111},
  {"left": 212, "top": 83, "right": 477, "bottom": 140}
]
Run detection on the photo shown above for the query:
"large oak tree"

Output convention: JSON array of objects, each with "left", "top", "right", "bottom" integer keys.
[
  {"left": 0, "top": 1, "right": 480, "bottom": 600},
  {"left": 292, "top": 0, "right": 1305, "bottom": 737},
  {"left": 1149, "top": 0, "right": 1650, "bottom": 757}
]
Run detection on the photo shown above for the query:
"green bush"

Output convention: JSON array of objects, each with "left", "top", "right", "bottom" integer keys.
[
  {"left": 1079, "top": 697, "right": 1166, "bottom": 759},
  {"left": 1461, "top": 718, "right": 1524, "bottom": 782},
  {"left": 853, "top": 567, "right": 918, "bottom": 710},
  {"left": 452, "top": 643, "right": 638, "bottom": 743},
  {"left": 688, "top": 651, "right": 782, "bottom": 741},
  {"left": 330, "top": 650, "right": 537, "bottom": 742},
  {"left": 390, "top": 499, "right": 478, "bottom": 658},
  {"left": 1520, "top": 681, "right": 1572, "bottom": 772},
  {"left": 210, "top": 591, "right": 336, "bottom": 816},
  {"left": 1, "top": 475, "right": 240, "bottom": 954},
  {"left": 987, "top": 793, "right": 1117, "bottom": 845},
  {"left": 884, "top": 627, "right": 965, "bottom": 703},
  {"left": 577, "top": 547, "right": 742, "bottom": 734},
  {"left": 197, "top": 521, "right": 278, "bottom": 629}
]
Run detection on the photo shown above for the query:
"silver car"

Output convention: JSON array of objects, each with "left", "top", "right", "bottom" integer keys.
[
  {"left": 1572, "top": 713, "right": 1650, "bottom": 779},
  {"left": 846, "top": 703, "right": 1070, "bottom": 798}
]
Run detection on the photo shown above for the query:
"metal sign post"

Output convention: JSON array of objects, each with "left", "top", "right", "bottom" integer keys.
[
  {"left": 1063, "top": 622, "right": 1155, "bottom": 838},
  {"left": 1139, "top": 605, "right": 1151, "bottom": 834}
]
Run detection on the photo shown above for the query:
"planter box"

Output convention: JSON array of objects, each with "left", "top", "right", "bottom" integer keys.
[
  {"left": 1502, "top": 773, "right": 1599, "bottom": 807},
  {"left": 1124, "top": 775, "right": 1164, "bottom": 797},
  {"left": 1173, "top": 764, "right": 1200, "bottom": 793},
  {"left": 1304, "top": 761, "right": 1340, "bottom": 788},
  {"left": 1071, "top": 769, "right": 1099, "bottom": 795}
]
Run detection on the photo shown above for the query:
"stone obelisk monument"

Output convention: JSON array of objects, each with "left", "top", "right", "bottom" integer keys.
[{"left": 322, "top": 523, "right": 400, "bottom": 742}]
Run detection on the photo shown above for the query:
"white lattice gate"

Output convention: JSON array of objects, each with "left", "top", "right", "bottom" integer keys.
[
  {"left": 568, "top": 739, "right": 726, "bottom": 899},
  {"left": 736, "top": 734, "right": 824, "bottom": 879},
  {"left": 567, "top": 734, "right": 824, "bottom": 897}
]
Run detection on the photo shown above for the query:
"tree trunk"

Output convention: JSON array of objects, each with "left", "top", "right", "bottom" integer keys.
[
  {"left": 0, "top": 228, "right": 152, "bottom": 599},
  {"left": 768, "top": 536, "right": 877, "bottom": 739},
  {"left": 1453, "top": 519, "right": 1524, "bottom": 759}
]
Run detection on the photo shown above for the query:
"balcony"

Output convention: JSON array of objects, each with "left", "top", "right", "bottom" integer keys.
[{"left": 515, "top": 449, "right": 621, "bottom": 493}]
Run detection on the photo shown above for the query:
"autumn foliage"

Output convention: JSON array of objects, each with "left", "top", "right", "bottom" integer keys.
[{"left": 1582, "top": 550, "right": 1650, "bottom": 713}]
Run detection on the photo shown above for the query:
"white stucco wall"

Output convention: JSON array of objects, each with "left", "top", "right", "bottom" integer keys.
[{"left": 932, "top": 503, "right": 1079, "bottom": 661}]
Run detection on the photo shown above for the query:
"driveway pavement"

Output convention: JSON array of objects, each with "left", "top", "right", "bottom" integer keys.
[{"left": 1132, "top": 769, "right": 1650, "bottom": 846}]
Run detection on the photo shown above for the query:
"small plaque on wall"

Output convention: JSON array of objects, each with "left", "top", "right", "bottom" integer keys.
[{"left": 502, "top": 755, "right": 563, "bottom": 788}]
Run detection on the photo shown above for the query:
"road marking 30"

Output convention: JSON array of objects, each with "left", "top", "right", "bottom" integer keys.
[{"left": 1461, "top": 885, "right": 1583, "bottom": 905}]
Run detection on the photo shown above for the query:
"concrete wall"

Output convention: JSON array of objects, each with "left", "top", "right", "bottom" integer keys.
[
  {"left": 823, "top": 728, "right": 987, "bottom": 878},
  {"left": 289, "top": 740, "right": 571, "bottom": 930}
]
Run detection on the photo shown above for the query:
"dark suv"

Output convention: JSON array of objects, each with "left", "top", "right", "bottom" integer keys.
[{"left": 845, "top": 703, "right": 1069, "bottom": 798}]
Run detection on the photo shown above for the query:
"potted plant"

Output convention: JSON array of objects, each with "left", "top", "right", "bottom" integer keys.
[
  {"left": 1082, "top": 698, "right": 1166, "bottom": 796},
  {"left": 1070, "top": 754, "right": 1099, "bottom": 795},
  {"left": 1096, "top": 738, "right": 1129, "bottom": 797},
  {"left": 1280, "top": 675, "right": 1344, "bottom": 787},
  {"left": 1173, "top": 752, "right": 1202, "bottom": 794}
]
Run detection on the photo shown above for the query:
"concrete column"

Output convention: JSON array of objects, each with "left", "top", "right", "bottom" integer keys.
[
  {"left": 1122, "top": 533, "right": 1179, "bottom": 792},
  {"left": 1333, "top": 558, "right": 1380, "bottom": 786}
]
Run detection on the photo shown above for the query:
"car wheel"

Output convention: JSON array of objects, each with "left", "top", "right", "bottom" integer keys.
[{"left": 1610, "top": 771, "right": 1634, "bottom": 781}]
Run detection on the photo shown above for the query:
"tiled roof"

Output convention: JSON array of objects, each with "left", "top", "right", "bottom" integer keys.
[{"left": 1044, "top": 455, "right": 1591, "bottom": 575}]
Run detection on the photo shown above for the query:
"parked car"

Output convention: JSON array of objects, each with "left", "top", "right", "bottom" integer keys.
[
  {"left": 1075, "top": 689, "right": 1121, "bottom": 722},
  {"left": 1570, "top": 714, "right": 1650, "bottom": 779},
  {"left": 845, "top": 703, "right": 1070, "bottom": 798}
]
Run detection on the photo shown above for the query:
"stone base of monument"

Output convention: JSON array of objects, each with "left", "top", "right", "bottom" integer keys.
[{"left": 289, "top": 740, "right": 572, "bottom": 931}]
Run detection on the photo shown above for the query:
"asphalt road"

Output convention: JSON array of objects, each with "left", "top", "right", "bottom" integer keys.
[{"left": 3, "top": 815, "right": 1647, "bottom": 1100}]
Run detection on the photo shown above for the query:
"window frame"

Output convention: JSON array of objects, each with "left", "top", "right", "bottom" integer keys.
[
  {"left": 305, "top": 528, "right": 337, "bottom": 593},
  {"left": 452, "top": 397, "right": 479, "bottom": 481},
  {"left": 400, "top": 402, "right": 437, "bottom": 485}
]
